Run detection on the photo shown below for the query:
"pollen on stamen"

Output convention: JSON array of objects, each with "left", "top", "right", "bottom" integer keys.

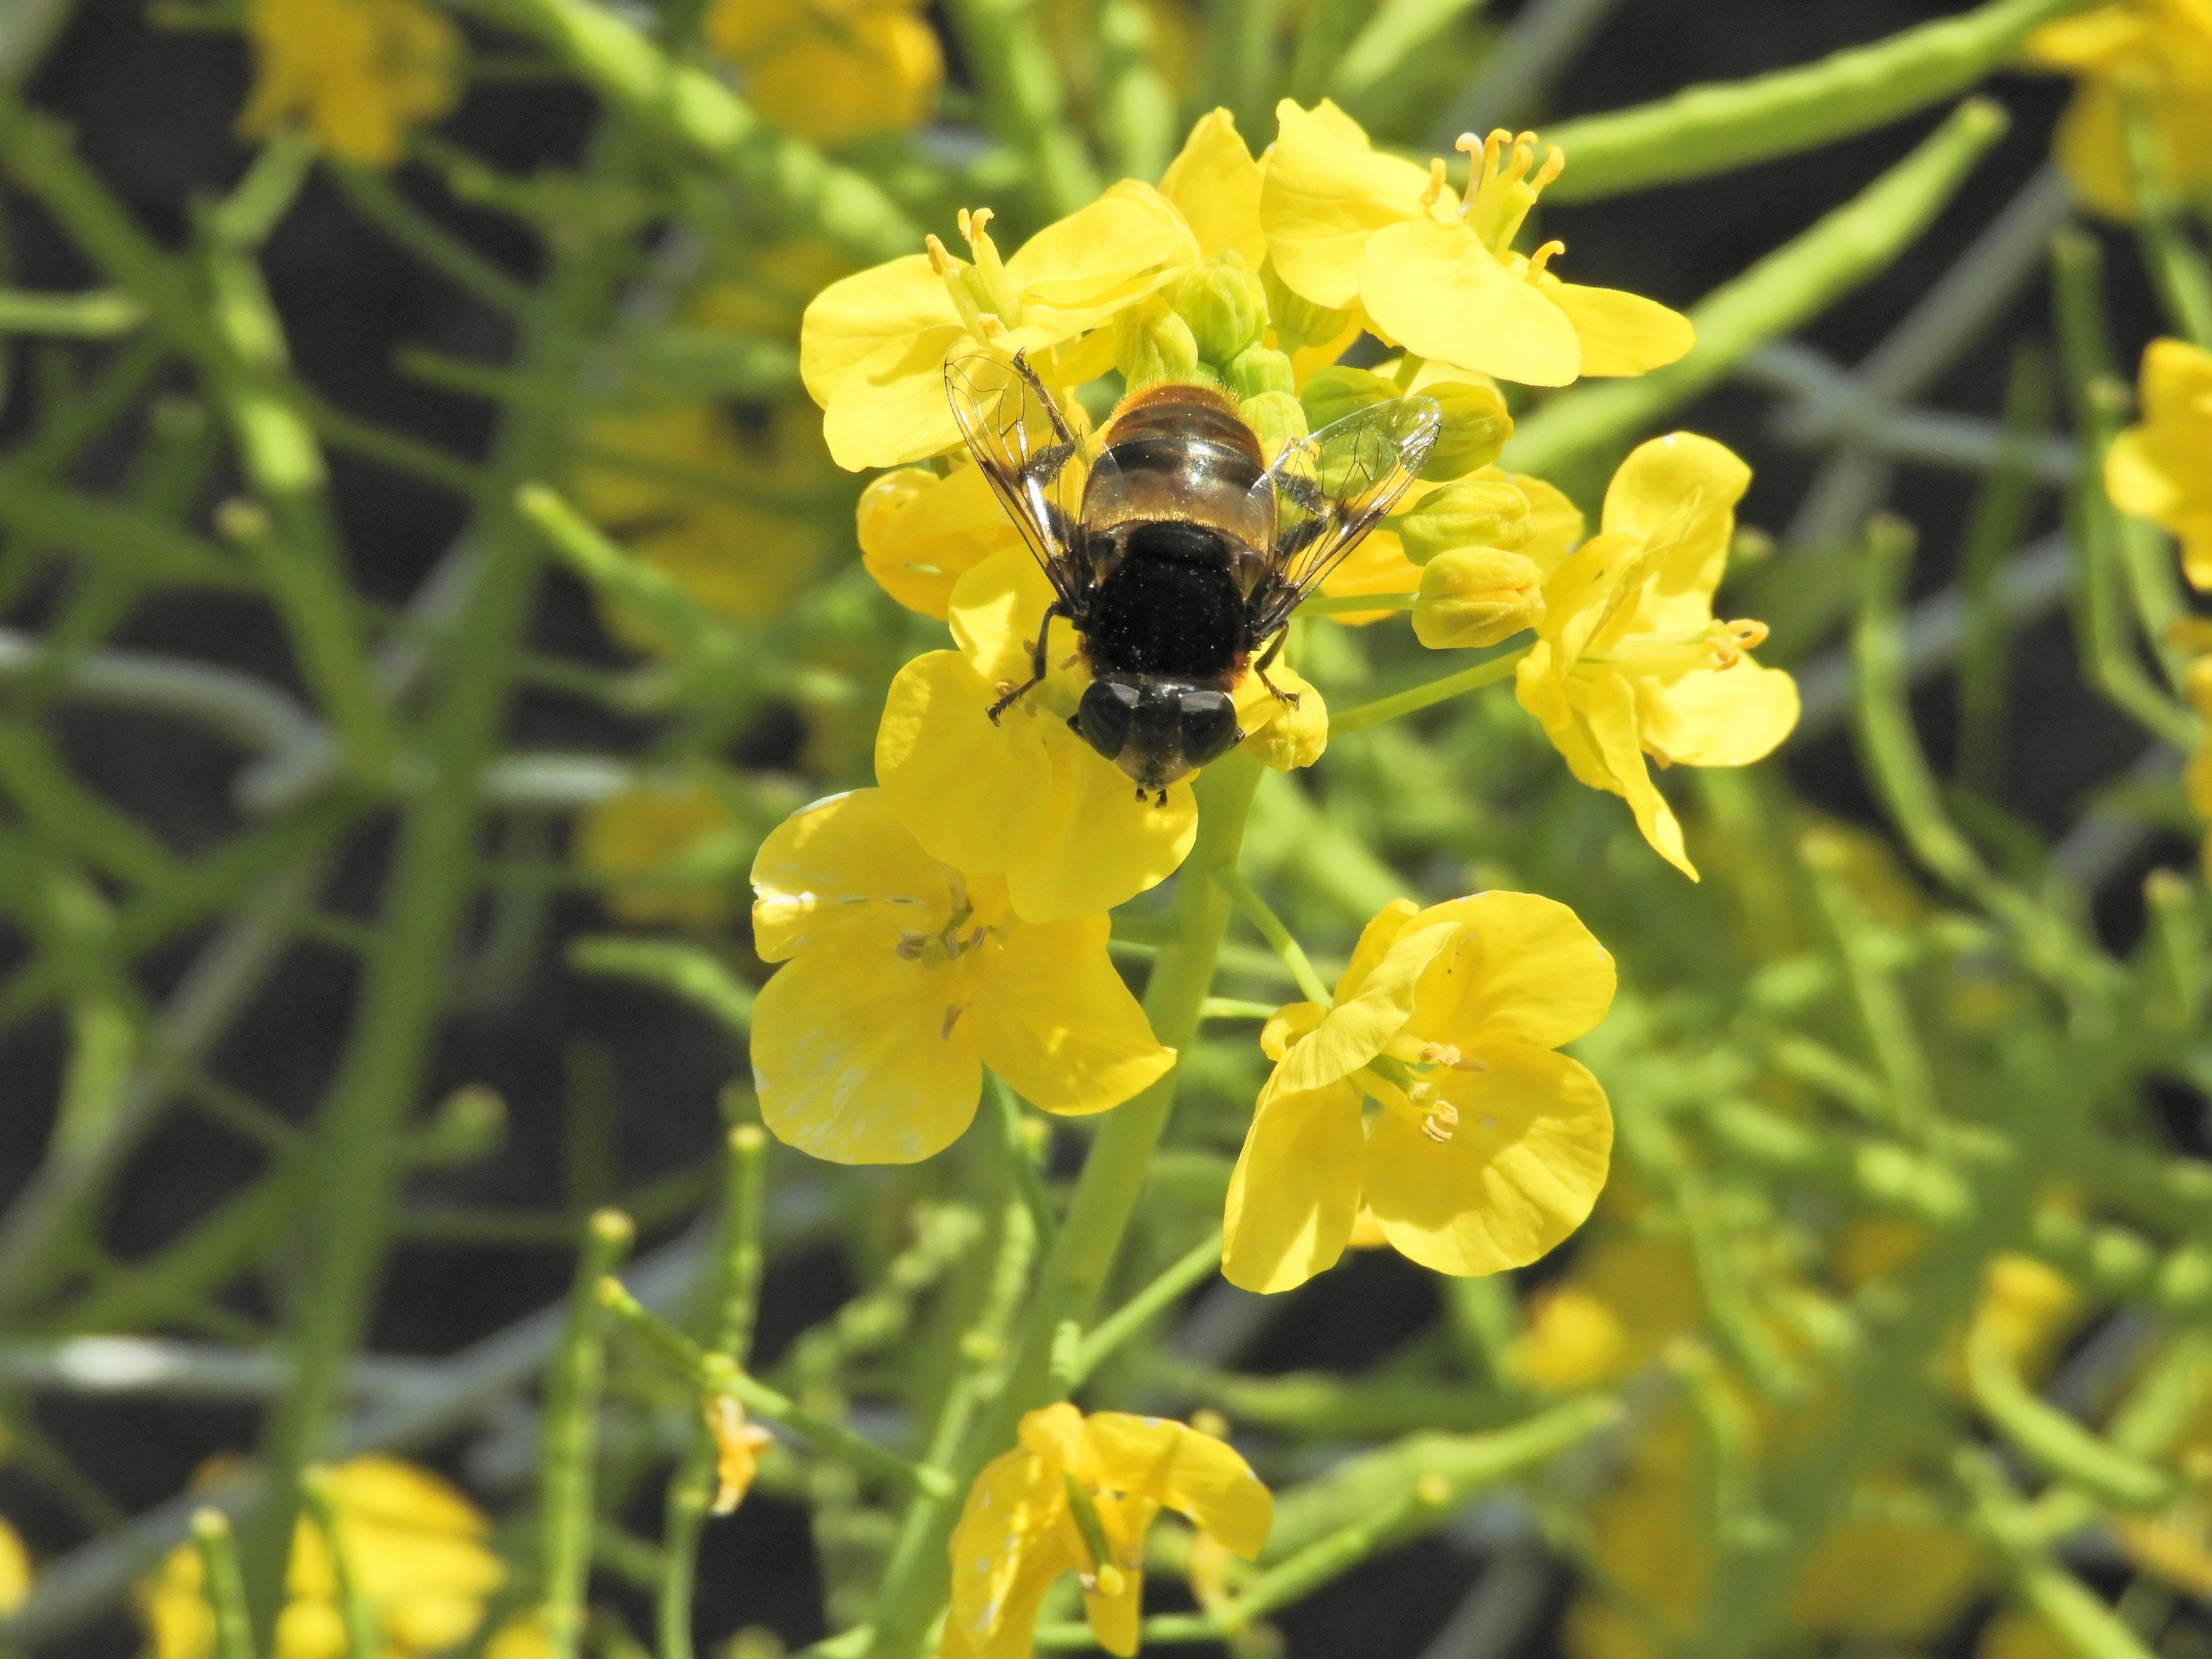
[
  {"left": 1421, "top": 156, "right": 1449, "bottom": 211},
  {"left": 895, "top": 933, "right": 926, "bottom": 960},
  {"left": 1421, "top": 1102, "right": 1460, "bottom": 1143}
]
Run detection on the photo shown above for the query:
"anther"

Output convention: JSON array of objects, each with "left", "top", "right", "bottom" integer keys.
[
  {"left": 1418, "top": 1043, "right": 1463, "bottom": 1067},
  {"left": 1422, "top": 156, "right": 1450, "bottom": 211},
  {"left": 895, "top": 934, "right": 925, "bottom": 960},
  {"left": 1526, "top": 238, "right": 1566, "bottom": 279},
  {"left": 957, "top": 206, "right": 994, "bottom": 251},
  {"left": 1421, "top": 1101, "right": 1460, "bottom": 1143}
]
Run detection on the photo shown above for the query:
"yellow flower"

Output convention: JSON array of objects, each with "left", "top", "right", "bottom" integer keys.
[
  {"left": 1787, "top": 1488, "right": 1986, "bottom": 1642},
  {"left": 1511, "top": 1237, "right": 1702, "bottom": 1391},
  {"left": 1222, "top": 890, "right": 1614, "bottom": 1294},
  {"left": 2027, "top": 0, "right": 2212, "bottom": 219},
  {"left": 0, "top": 1514, "right": 26, "bottom": 1612},
  {"left": 876, "top": 547, "right": 1320, "bottom": 922},
  {"left": 138, "top": 1457, "right": 501, "bottom": 1659},
  {"left": 855, "top": 459, "right": 1025, "bottom": 618},
  {"left": 704, "top": 1396, "right": 777, "bottom": 1514},
  {"left": 575, "top": 777, "right": 748, "bottom": 928},
  {"left": 705, "top": 0, "right": 942, "bottom": 147},
  {"left": 800, "top": 190, "right": 1200, "bottom": 469},
  {"left": 575, "top": 403, "right": 828, "bottom": 635},
  {"left": 240, "top": 0, "right": 458, "bottom": 167},
  {"left": 2107, "top": 337, "right": 2212, "bottom": 586},
  {"left": 943, "top": 1404, "right": 1271, "bottom": 1659},
  {"left": 1260, "top": 101, "right": 1694, "bottom": 388},
  {"left": 1514, "top": 433, "right": 1797, "bottom": 880},
  {"left": 1978, "top": 1609, "right": 2076, "bottom": 1659},
  {"left": 1969, "top": 1253, "right": 2086, "bottom": 1384},
  {"left": 1160, "top": 108, "right": 1268, "bottom": 269},
  {"left": 748, "top": 788, "right": 1173, "bottom": 1164}
]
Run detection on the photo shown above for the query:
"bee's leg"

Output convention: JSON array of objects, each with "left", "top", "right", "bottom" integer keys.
[
  {"left": 988, "top": 600, "right": 1067, "bottom": 723},
  {"left": 1252, "top": 627, "right": 1302, "bottom": 708},
  {"left": 1009, "top": 351, "right": 1079, "bottom": 446}
]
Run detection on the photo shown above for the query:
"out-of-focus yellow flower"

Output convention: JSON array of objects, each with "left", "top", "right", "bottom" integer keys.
[
  {"left": 1832, "top": 1212, "right": 1929, "bottom": 1290},
  {"left": 482, "top": 1612, "right": 551, "bottom": 1659},
  {"left": 704, "top": 1396, "right": 776, "bottom": 1514},
  {"left": 575, "top": 403, "right": 828, "bottom": 635},
  {"left": 1160, "top": 109, "right": 1268, "bottom": 268},
  {"left": 748, "top": 788, "right": 1172, "bottom": 1164},
  {"left": 0, "top": 1515, "right": 27, "bottom": 1612},
  {"left": 1787, "top": 1486, "right": 1986, "bottom": 1642},
  {"left": 1260, "top": 102, "right": 1694, "bottom": 388},
  {"left": 705, "top": 0, "right": 942, "bottom": 148},
  {"left": 240, "top": 0, "right": 458, "bottom": 166},
  {"left": 138, "top": 1457, "right": 500, "bottom": 1659},
  {"left": 684, "top": 242, "right": 857, "bottom": 342},
  {"left": 1565, "top": 1413, "right": 1706, "bottom": 1659},
  {"left": 800, "top": 190, "right": 1200, "bottom": 469},
  {"left": 1978, "top": 1609, "right": 2075, "bottom": 1659},
  {"left": 1222, "top": 890, "right": 1614, "bottom": 1293},
  {"left": 2106, "top": 337, "right": 2212, "bottom": 586},
  {"left": 1970, "top": 1252, "right": 2086, "bottom": 1384},
  {"left": 855, "top": 459, "right": 1025, "bottom": 618},
  {"left": 1514, "top": 433, "right": 1797, "bottom": 880},
  {"left": 942, "top": 1404, "right": 1271, "bottom": 1659},
  {"left": 575, "top": 777, "right": 747, "bottom": 928},
  {"left": 2026, "top": 0, "right": 2212, "bottom": 219},
  {"left": 875, "top": 547, "right": 1319, "bottom": 922},
  {"left": 1512, "top": 1237, "right": 1702, "bottom": 1391}
]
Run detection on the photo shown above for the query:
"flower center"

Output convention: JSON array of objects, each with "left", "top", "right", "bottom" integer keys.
[
  {"left": 892, "top": 877, "right": 993, "bottom": 968},
  {"left": 1583, "top": 618, "right": 1770, "bottom": 677},
  {"left": 925, "top": 207, "right": 1021, "bottom": 344},
  {"left": 1365, "top": 1043, "right": 1492, "bottom": 1145},
  {"left": 1450, "top": 130, "right": 1566, "bottom": 256}
]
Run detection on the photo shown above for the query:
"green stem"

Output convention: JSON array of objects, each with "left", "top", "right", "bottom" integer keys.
[
  {"left": 194, "top": 1510, "right": 258, "bottom": 1659},
  {"left": 0, "top": 287, "right": 143, "bottom": 336},
  {"left": 1964, "top": 1327, "right": 2174, "bottom": 1510},
  {"left": 2123, "top": 97, "right": 2212, "bottom": 350},
  {"left": 862, "top": 751, "right": 1266, "bottom": 1659},
  {"left": 1330, "top": 645, "right": 1528, "bottom": 737},
  {"left": 541, "top": 1211, "right": 635, "bottom": 1659},
  {"left": 988, "top": 1074, "right": 1060, "bottom": 1255},
  {"left": 1069, "top": 1228, "right": 1222, "bottom": 1387},
  {"left": 1213, "top": 868, "right": 1334, "bottom": 1007}
]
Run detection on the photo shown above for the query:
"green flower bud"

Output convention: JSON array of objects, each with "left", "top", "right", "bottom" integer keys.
[
  {"left": 1175, "top": 252, "right": 1268, "bottom": 368},
  {"left": 1396, "top": 473, "right": 1533, "bottom": 565},
  {"left": 1419, "top": 380, "right": 1513, "bottom": 480},
  {"left": 1226, "top": 343, "right": 1295, "bottom": 400},
  {"left": 1238, "top": 391, "right": 1308, "bottom": 456},
  {"left": 1113, "top": 294, "right": 1199, "bottom": 387},
  {"left": 1300, "top": 365, "right": 1396, "bottom": 433},
  {"left": 1412, "top": 547, "right": 1545, "bottom": 649},
  {"left": 1262, "top": 256, "right": 1355, "bottom": 355}
]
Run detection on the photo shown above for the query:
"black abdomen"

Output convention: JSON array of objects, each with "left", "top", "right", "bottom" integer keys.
[{"left": 1084, "top": 521, "right": 1248, "bottom": 681}]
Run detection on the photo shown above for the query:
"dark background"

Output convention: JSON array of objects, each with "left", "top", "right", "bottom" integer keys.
[{"left": 0, "top": 2, "right": 2177, "bottom": 1654}]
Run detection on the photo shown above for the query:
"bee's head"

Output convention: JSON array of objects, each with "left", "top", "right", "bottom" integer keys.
[{"left": 1071, "top": 677, "right": 1243, "bottom": 796}]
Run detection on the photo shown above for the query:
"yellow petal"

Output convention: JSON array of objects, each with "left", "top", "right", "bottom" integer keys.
[
  {"left": 0, "top": 1518, "right": 24, "bottom": 1613},
  {"left": 949, "top": 547, "right": 1084, "bottom": 708},
  {"left": 750, "top": 933, "right": 982, "bottom": 1164},
  {"left": 975, "top": 916, "right": 1175, "bottom": 1114},
  {"left": 1083, "top": 1569, "right": 1144, "bottom": 1658},
  {"left": 1161, "top": 108, "right": 1268, "bottom": 267},
  {"left": 1009, "top": 730, "right": 1198, "bottom": 921},
  {"left": 2138, "top": 336, "right": 2212, "bottom": 422},
  {"left": 858, "top": 462, "right": 1024, "bottom": 619},
  {"left": 1259, "top": 99, "right": 1429, "bottom": 311},
  {"left": 751, "top": 787, "right": 960, "bottom": 961},
  {"left": 1237, "top": 658, "right": 1328, "bottom": 770},
  {"left": 1005, "top": 180, "right": 1201, "bottom": 335},
  {"left": 1635, "top": 660, "right": 1800, "bottom": 769},
  {"left": 1222, "top": 1078, "right": 1365, "bottom": 1293},
  {"left": 1316, "top": 526, "right": 1423, "bottom": 624},
  {"left": 943, "top": 1445, "right": 1076, "bottom": 1659},
  {"left": 1406, "top": 890, "right": 1615, "bottom": 1052},
  {"left": 1516, "top": 472, "right": 1586, "bottom": 572},
  {"left": 1365, "top": 1043, "right": 1611, "bottom": 1276},
  {"left": 1600, "top": 432, "right": 1751, "bottom": 609},
  {"left": 1275, "top": 919, "right": 1461, "bottom": 1094},
  {"left": 820, "top": 324, "right": 971, "bottom": 469},
  {"left": 1335, "top": 897, "right": 1423, "bottom": 1001},
  {"left": 1545, "top": 283, "right": 1695, "bottom": 377},
  {"left": 876, "top": 651, "right": 1056, "bottom": 876},
  {"left": 1259, "top": 1000, "right": 1325, "bottom": 1060},
  {"left": 2052, "top": 79, "right": 2137, "bottom": 220},
  {"left": 1582, "top": 670, "right": 1695, "bottom": 878},
  {"left": 1075, "top": 1415, "right": 1274, "bottom": 1559},
  {"left": 799, "top": 254, "right": 959, "bottom": 410},
  {"left": 1361, "top": 219, "right": 1582, "bottom": 388}
]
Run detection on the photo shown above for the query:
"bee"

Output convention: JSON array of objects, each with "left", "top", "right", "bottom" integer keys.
[{"left": 946, "top": 352, "right": 1442, "bottom": 802}]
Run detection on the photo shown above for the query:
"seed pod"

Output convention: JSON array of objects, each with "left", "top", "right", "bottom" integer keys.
[
  {"left": 1175, "top": 252, "right": 1268, "bottom": 368},
  {"left": 1300, "top": 365, "right": 1396, "bottom": 433},
  {"left": 1262, "top": 256, "right": 1355, "bottom": 355},
  {"left": 1419, "top": 380, "right": 1513, "bottom": 480},
  {"left": 1412, "top": 547, "right": 1545, "bottom": 649},
  {"left": 1226, "top": 343, "right": 1296, "bottom": 400},
  {"left": 1238, "top": 391, "right": 1309, "bottom": 456},
  {"left": 1396, "top": 472, "right": 1533, "bottom": 565},
  {"left": 1113, "top": 294, "right": 1200, "bottom": 387}
]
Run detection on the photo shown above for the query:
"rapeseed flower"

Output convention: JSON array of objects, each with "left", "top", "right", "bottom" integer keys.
[
  {"left": 1514, "top": 433, "right": 1797, "bottom": 880},
  {"left": 706, "top": 0, "right": 941, "bottom": 149},
  {"left": 575, "top": 777, "right": 747, "bottom": 928},
  {"left": 855, "top": 457, "right": 1025, "bottom": 618},
  {"left": 943, "top": 1404, "right": 1271, "bottom": 1659},
  {"left": 2026, "top": 0, "right": 2212, "bottom": 219},
  {"left": 0, "top": 1515, "right": 26, "bottom": 1612},
  {"left": 748, "top": 787, "right": 1172, "bottom": 1164},
  {"left": 1260, "top": 102, "right": 1694, "bottom": 388},
  {"left": 240, "top": 0, "right": 459, "bottom": 166},
  {"left": 138, "top": 1457, "right": 500, "bottom": 1659},
  {"left": 1511, "top": 1236, "right": 1702, "bottom": 1391},
  {"left": 2105, "top": 336, "right": 2212, "bottom": 587},
  {"left": 800, "top": 190, "right": 1199, "bottom": 469},
  {"left": 876, "top": 547, "right": 1321, "bottom": 922},
  {"left": 1222, "top": 891, "right": 1614, "bottom": 1294},
  {"left": 704, "top": 1396, "right": 777, "bottom": 1514}
]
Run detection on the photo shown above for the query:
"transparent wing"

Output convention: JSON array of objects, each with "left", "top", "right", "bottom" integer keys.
[
  {"left": 1248, "top": 396, "right": 1442, "bottom": 635},
  {"left": 943, "top": 350, "right": 1093, "bottom": 607}
]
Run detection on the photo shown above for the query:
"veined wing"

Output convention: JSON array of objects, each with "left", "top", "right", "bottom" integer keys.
[
  {"left": 1249, "top": 396, "right": 1442, "bottom": 635},
  {"left": 944, "top": 350, "right": 1092, "bottom": 607}
]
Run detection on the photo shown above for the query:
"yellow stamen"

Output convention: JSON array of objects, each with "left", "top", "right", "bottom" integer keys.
[
  {"left": 1420, "top": 1100, "right": 1460, "bottom": 1143},
  {"left": 1460, "top": 129, "right": 1566, "bottom": 255},
  {"left": 959, "top": 205, "right": 1023, "bottom": 325},
  {"left": 1526, "top": 238, "right": 1566, "bottom": 279},
  {"left": 926, "top": 232, "right": 997, "bottom": 343},
  {"left": 1421, "top": 156, "right": 1450, "bottom": 212}
]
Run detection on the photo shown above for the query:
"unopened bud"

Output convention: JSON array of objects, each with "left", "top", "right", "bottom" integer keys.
[
  {"left": 1113, "top": 294, "right": 1200, "bottom": 387},
  {"left": 1412, "top": 547, "right": 1544, "bottom": 649},
  {"left": 1174, "top": 251, "right": 1267, "bottom": 367},
  {"left": 1261, "top": 256, "right": 1354, "bottom": 355},
  {"left": 1396, "top": 472, "right": 1532, "bottom": 565},
  {"left": 1238, "top": 391, "right": 1308, "bottom": 457},
  {"left": 1418, "top": 380, "right": 1513, "bottom": 480},
  {"left": 1299, "top": 365, "right": 1395, "bottom": 433},
  {"left": 1226, "top": 343, "right": 1295, "bottom": 400}
]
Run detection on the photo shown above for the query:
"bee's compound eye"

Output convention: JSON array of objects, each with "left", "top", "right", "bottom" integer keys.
[
  {"left": 1075, "top": 679, "right": 1143, "bottom": 759},
  {"left": 1175, "top": 688, "right": 1240, "bottom": 764}
]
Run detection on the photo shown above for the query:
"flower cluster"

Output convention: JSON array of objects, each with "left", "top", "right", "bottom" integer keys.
[
  {"left": 240, "top": 0, "right": 458, "bottom": 166},
  {"left": 2027, "top": 0, "right": 2212, "bottom": 219}
]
